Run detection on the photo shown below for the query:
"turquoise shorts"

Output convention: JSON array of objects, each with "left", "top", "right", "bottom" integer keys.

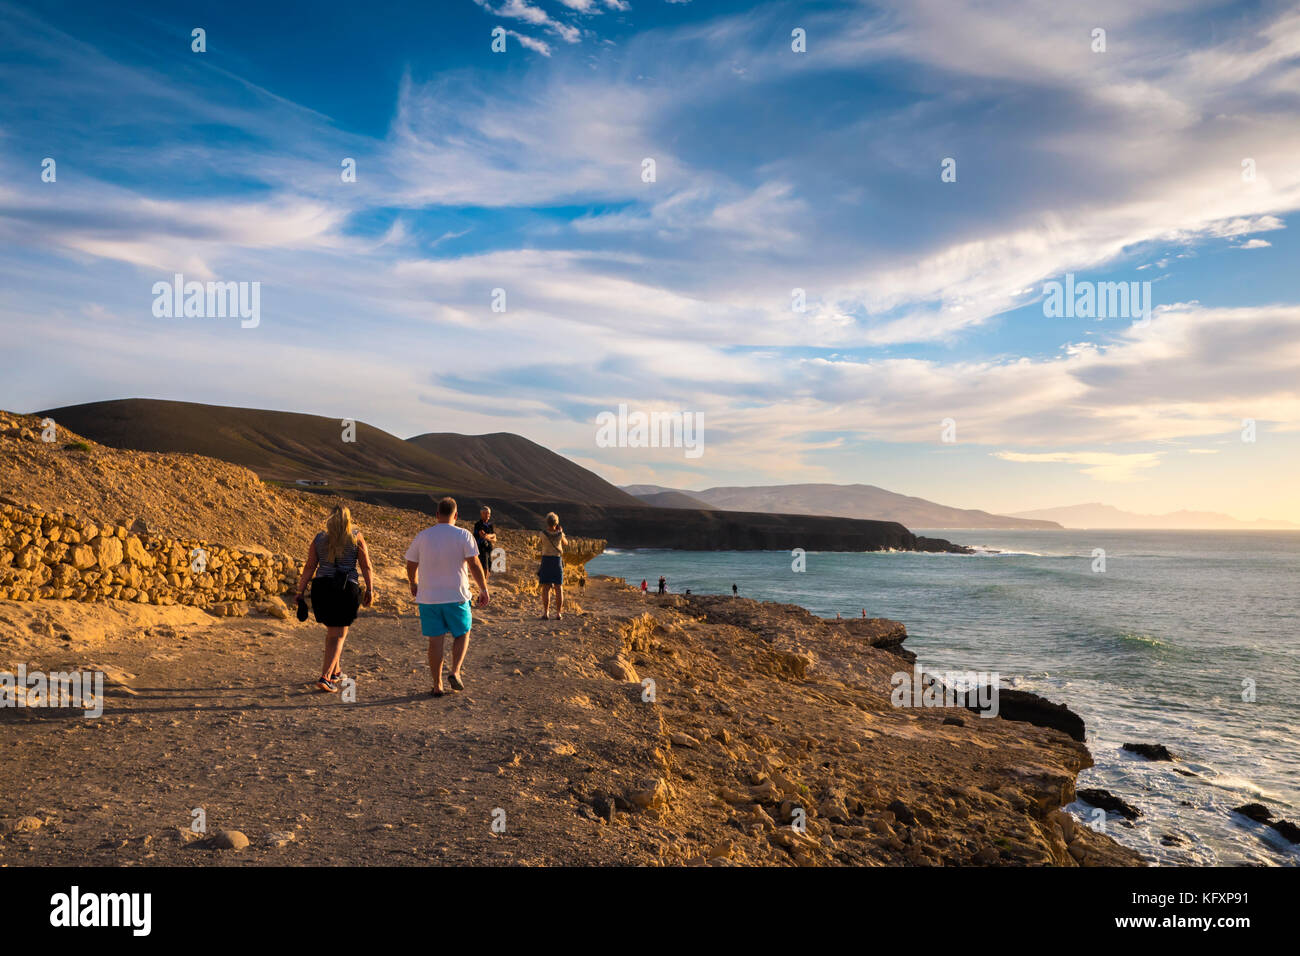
[{"left": 419, "top": 601, "right": 473, "bottom": 638}]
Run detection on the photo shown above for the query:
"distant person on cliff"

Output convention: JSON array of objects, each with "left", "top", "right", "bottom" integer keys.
[
  {"left": 473, "top": 506, "right": 497, "bottom": 578},
  {"left": 295, "top": 505, "right": 374, "bottom": 693},
  {"left": 657, "top": 576, "right": 666, "bottom": 595},
  {"left": 405, "top": 497, "right": 490, "bottom": 698},
  {"left": 732, "top": 583, "right": 738, "bottom": 597},
  {"left": 640, "top": 579, "right": 648, "bottom": 593},
  {"left": 538, "top": 512, "right": 568, "bottom": 620}
]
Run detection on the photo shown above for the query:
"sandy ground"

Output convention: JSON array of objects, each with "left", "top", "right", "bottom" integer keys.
[{"left": 1, "top": 574, "right": 667, "bottom": 866}]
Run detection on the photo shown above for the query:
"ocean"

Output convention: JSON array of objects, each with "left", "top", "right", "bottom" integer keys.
[{"left": 587, "top": 530, "right": 1300, "bottom": 866}]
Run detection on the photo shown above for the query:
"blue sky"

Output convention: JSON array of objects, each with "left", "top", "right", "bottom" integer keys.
[{"left": 1, "top": 0, "right": 1298, "bottom": 521}]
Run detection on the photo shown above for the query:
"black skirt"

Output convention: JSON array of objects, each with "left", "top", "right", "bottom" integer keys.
[
  {"left": 538, "top": 554, "right": 564, "bottom": 585},
  {"left": 310, "top": 576, "right": 362, "bottom": 627}
]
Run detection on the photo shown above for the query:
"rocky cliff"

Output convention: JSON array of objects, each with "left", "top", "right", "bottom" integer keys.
[{"left": 338, "top": 491, "right": 972, "bottom": 553}]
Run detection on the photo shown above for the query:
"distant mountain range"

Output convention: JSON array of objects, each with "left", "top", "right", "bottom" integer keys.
[
  {"left": 1010, "top": 503, "right": 1298, "bottom": 530},
  {"left": 621, "top": 485, "right": 715, "bottom": 510},
  {"left": 622, "top": 483, "right": 1062, "bottom": 530}
]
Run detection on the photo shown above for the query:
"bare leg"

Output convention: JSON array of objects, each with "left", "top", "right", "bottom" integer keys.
[
  {"left": 321, "top": 627, "right": 346, "bottom": 679},
  {"left": 540, "top": 584, "right": 551, "bottom": 618},
  {"left": 554, "top": 584, "right": 564, "bottom": 617},
  {"left": 427, "top": 635, "right": 445, "bottom": 691},
  {"left": 449, "top": 630, "right": 471, "bottom": 677},
  {"left": 325, "top": 626, "right": 348, "bottom": 679}
]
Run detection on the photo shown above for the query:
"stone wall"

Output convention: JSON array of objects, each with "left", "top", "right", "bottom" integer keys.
[{"left": 0, "top": 502, "right": 301, "bottom": 610}]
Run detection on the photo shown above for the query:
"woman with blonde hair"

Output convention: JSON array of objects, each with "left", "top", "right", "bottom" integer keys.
[
  {"left": 295, "top": 504, "right": 374, "bottom": 692},
  {"left": 537, "top": 511, "right": 567, "bottom": 620}
]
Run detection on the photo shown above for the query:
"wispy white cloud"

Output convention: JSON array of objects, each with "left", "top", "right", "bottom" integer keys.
[
  {"left": 992, "top": 450, "right": 1164, "bottom": 482},
  {"left": 471, "top": 0, "right": 582, "bottom": 45}
]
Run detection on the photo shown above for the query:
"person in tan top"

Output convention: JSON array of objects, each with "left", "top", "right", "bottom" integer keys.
[{"left": 537, "top": 511, "right": 567, "bottom": 620}]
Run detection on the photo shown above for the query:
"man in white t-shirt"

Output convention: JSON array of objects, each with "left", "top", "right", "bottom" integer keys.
[{"left": 404, "top": 497, "right": 491, "bottom": 697}]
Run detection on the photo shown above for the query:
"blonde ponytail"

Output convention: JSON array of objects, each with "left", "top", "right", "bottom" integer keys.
[{"left": 325, "top": 506, "right": 357, "bottom": 563}]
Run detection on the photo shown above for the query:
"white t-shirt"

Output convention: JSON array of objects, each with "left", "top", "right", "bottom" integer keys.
[{"left": 404, "top": 524, "right": 479, "bottom": 604}]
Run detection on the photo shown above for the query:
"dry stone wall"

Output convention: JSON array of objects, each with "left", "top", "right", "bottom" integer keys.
[{"left": 0, "top": 502, "right": 301, "bottom": 612}]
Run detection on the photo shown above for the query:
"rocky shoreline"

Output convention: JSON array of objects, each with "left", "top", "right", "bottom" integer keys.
[{"left": 324, "top": 490, "right": 975, "bottom": 555}]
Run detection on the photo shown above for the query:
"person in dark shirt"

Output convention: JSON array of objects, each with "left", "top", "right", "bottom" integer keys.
[
  {"left": 657, "top": 576, "right": 666, "bottom": 595},
  {"left": 732, "top": 583, "right": 738, "bottom": 597},
  {"left": 473, "top": 506, "right": 497, "bottom": 578}
]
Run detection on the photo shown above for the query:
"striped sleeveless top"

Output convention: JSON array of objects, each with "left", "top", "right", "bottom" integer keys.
[{"left": 313, "top": 531, "right": 360, "bottom": 584}]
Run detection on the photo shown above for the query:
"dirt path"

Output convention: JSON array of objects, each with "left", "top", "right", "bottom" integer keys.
[{"left": 2, "top": 578, "right": 670, "bottom": 866}]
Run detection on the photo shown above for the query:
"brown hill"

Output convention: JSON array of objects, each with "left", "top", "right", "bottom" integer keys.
[
  {"left": 407, "top": 432, "right": 639, "bottom": 507},
  {"left": 40, "top": 398, "right": 524, "bottom": 497}
]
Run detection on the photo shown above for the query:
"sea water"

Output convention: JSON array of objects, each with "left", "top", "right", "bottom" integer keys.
[{"left": 588, "top": 530, "right": 1300, "bottom": 866}]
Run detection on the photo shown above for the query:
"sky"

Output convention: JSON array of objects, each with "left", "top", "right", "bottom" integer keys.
[{"left": 0, "top": 0, "right": 1297, "bottom": 522}]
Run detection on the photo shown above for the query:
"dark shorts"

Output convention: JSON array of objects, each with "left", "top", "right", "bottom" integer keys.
[
  {"left": 310, "top": 577, "right": 361, "bottom": 627},
  {"left": 538, "top": 554, "right": 564, "bottom": 585},
  {"left": 478, "top": 549, "right": 491, "bottom": 571}
]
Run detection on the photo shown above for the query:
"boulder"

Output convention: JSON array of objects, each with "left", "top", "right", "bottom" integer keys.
[
  {"left": 1269, "top": 819, "right": 1300, "bottom": 843},
  {"left": 886, "top": 799, "right": 916, "bottom": 826},
  {"left": 625, "top": 778, "right": 667, "bottom": 812},
  {"left": 259, "top": 600, "right": 290, "bottom": 620},
  {"left": 1122, "top": 742, "right": 1176, "bottom": 761},
  {"left": 213, "top": 829, "right": 249, "bottom": 850},
  {"left": 968, "top": 688, "right": 1086, "bottom": 741},
  {"left": 817, "top": 794, "right": 851, "bottom": 824},
  {"left": 50, "top": 564, "right": 78, "bottom": 587},
  {"left": 1232, "top": 803, "right": 1272, "bottom": 823},
  {"left": 705, "top": 840, "right": 732, "bottom": 860},
  {"left": 125, "top": 535, "right": 155, "bottom": 568},
  {"left": 1077, "top": 788, "right": 1141, "bottom": 821},
  {"left": 92, "top": 535, "right": 123, "bottom": 570},
  {"left": 602, "top": 656, "right": 639, "bottom": 683}
]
